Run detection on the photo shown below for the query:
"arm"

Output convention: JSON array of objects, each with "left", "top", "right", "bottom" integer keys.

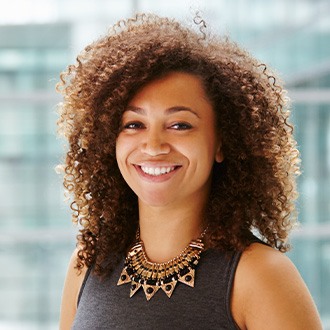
[
  {"left": 231, "top": 243, "right": 323, "bottom": 330},
  {"left": 59, "top": 248, "right": 87, "bottom": 330}
]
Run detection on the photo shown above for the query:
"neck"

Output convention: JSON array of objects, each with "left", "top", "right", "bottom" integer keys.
[{"left": 137, "top": 200, "right": 206, "bottom": 263}]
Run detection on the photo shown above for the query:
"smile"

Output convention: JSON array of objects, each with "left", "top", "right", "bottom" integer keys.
[{"left": 140, "top": 166, "right": 176, "bottom": 176}]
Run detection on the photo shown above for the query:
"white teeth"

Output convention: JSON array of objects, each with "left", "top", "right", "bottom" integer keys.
[{"left": 140, "top": 166, "right": 175, "bottom": 176}]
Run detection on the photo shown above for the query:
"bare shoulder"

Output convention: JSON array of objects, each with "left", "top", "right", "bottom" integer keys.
[
  {"left": 59, "top": 248, "right": 88, "bottom": 330},
  {"left": 231, "top": 242, "right": 322, "bottom": 330}
]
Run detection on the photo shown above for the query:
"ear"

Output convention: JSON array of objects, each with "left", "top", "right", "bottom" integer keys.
[{"left": 215, "top": 140, "right": 224, "bottom": 163}]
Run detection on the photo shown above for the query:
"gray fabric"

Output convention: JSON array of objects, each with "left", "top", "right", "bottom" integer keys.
[{"left": 72, "top": 249, "right": 241, "bottom": 330}]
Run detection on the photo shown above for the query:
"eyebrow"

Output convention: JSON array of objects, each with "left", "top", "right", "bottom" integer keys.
[{"left": 125, "top": 105, "right": 200, "bottom": 118}]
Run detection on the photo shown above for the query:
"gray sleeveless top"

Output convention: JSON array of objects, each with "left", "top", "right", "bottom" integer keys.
[{"left": 72, "top": 248, "right": 242, "bottom": 329}]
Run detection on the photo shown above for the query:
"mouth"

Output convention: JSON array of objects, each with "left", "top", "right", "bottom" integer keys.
[
  {"left": 134, "top": 164, "right": 181, "bottom": 180},
  {"left": 140, "top": 166, "right": 176, "bottom": 176}
]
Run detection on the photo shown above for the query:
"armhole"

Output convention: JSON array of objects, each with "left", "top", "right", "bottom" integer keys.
[
  {"left": 225, "top": 251, "right": 243, "bottom": 330},
  {"left": 77, "top": 266, "right": 93, "bottom": 308},
  {"left": 225, "top": 237, "right": 271, "bottom": 329}
]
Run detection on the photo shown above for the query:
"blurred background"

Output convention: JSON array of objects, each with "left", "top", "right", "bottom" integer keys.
[{"left": 0, "top": 0, "right": 329, "bottom": 329}]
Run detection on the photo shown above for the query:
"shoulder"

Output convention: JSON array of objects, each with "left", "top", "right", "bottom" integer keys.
[
  {"left": 59, "top": 248, "right": 88, "bottom": 330},
  {"left": 231, "top": 242, "right": 322, "bottom": 330}
]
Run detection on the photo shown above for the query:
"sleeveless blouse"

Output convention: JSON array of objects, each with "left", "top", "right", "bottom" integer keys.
[{"left": 72, "top": 248, "right": 242, "bottom": 329}]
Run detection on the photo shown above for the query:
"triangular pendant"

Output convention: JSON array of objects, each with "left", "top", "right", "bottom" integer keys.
[
  {"left": 178, "top": 268, "right": 195, "bottom": 287},
  {"left": 130, "top": 281, "right": 142, "bottom": 297},
  {"left": 118, "top": 233, "right": 205, "bottom": 300},
  {"left": 161, "top": 280, "right": 177, "bottom": 298},
  {"left": 117, "top": 268, "right": 131, "bottom": 285},
  {"left": 142, "top": 284, "right": 160, "bottom": 301}
]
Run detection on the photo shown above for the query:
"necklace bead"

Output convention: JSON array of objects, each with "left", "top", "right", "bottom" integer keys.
[{"left": 117, "top": 234, "right": 205, "bottom": 300}]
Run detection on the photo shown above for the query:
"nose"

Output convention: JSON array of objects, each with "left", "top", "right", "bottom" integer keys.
[{"left": 140, "top": 128, "right": 170, "bottom": 156}]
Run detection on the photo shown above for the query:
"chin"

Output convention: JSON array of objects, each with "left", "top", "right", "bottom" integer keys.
[{"left": 138, "top": 193, "right": 175, "bottom": 208}]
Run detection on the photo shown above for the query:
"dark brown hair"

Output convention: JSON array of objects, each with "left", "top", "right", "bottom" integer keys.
[{"left": 57, "top": 13, "right": 300, "bottom": 275}]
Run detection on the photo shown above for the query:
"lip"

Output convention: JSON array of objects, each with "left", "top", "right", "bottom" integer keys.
[
  {"left": 136, "top": 161, "right": 181, "bottom": 167},
  {"left": 133, "top": 164, "right": 181, "bottom": 182}
]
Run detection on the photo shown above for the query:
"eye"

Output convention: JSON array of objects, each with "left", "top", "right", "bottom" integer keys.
[
  {"left": 122, "top": 122, "right": 145, "bottom": 130},
  {"left": 170, "top": 122, "right": 193, "bottom": 130}
]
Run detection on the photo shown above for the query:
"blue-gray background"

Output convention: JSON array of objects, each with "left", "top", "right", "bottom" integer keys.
[{"left": 0, "top": 0, "right": 329, "bottom": 329}]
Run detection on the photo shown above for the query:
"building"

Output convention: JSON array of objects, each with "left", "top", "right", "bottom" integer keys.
[{"left": 0, "top": 0, "right": 329, "bottom": 328}]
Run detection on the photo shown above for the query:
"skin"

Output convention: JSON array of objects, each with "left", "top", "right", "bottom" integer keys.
[
  {"left": 232, "top": 243, "right": 323, "bottom": 329},
  {"left": 59, "top": 248, "right": 87, "bottom": 330},
  {"left": 116, "top": 71, "right": 223, "bottom": 261},
  {"left": 59, "top": 72, "right": 322, "bottom": 329}
]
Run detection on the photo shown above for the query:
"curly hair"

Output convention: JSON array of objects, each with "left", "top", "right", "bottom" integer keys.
[{"left": 56, "top": 13, "right": 300, "bottom": 276}]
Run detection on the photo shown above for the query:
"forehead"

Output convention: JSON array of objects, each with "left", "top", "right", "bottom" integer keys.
[{"left": 127, "top": 71, "right": 212, "bottom": 111}]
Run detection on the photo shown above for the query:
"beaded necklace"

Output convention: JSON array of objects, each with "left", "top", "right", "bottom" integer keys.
[{"left": 117, "top": 231, "right": 205, "bottom": 300}]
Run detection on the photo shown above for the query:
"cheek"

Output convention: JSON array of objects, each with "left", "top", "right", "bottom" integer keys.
[
  {"left": 180, "top": 138, "right": 215, "bottom": 171},
  {"left": 115, "top": 137, "right": 128, "bottom": 168},
  {"left": 115, "top": 135, "right": 138, "bottom": 180},
  {"left": 198, "top": 132, "right": 217, "bottom": 158}
]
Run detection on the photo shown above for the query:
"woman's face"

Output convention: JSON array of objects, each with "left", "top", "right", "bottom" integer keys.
[{"left": 116, "top": 71, "right": 223, "bottom": 208}]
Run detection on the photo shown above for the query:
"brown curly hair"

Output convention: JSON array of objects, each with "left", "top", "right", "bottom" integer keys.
[{"left": 56, "top": 13, "right": 300, "bottom": 276}]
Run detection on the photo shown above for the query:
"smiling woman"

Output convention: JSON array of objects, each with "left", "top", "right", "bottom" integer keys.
[
  {"left": 57, "top": 13, "right": 322, "bottom": 330},
  {"left": 116, "top": 72, "right": 222, "bottom": 208}
]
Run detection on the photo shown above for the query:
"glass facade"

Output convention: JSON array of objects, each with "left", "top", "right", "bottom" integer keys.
[{"left": 0, "top": 1, "right": 329, "bottom": 328}]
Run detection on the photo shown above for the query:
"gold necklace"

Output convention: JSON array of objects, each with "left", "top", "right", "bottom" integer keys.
[{"left": 117, "top": 232, "right": 205, "bottom": 301}]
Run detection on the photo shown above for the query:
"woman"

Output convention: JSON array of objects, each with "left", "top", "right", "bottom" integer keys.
[{"left": 58, "top": 13, "right": 322, "bottom": 329}]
